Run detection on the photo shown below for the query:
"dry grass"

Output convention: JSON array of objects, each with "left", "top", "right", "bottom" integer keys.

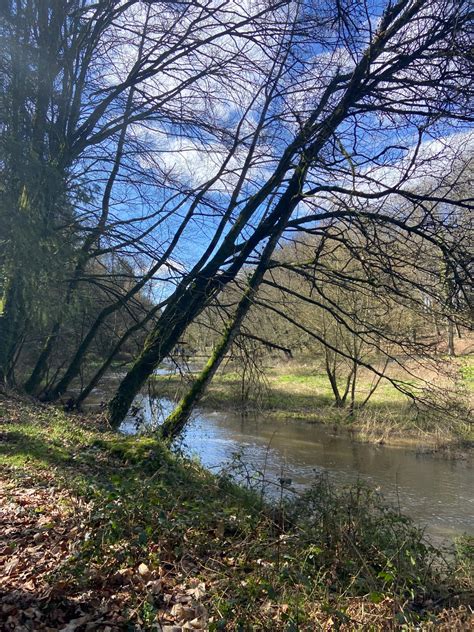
[
  {"left": 150, "top": 351, "right": 473, "bottom": 448},
  {"left": 1, "top": 395, "right": 473, "bottom": 630}
]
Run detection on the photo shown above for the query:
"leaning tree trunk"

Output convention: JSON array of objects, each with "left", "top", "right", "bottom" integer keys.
[
  {"left": 160, "top": 214, "right": 285, "bottom": 441},
  {"left": 107, "top": 41, "right": 373, "bottom": 427},
  {"left": 107, "top": 159, "right": 311, "bottom": 428},
  {"left": 160, "top": 330, "right": 235, "bottom": 442},
  {"left": 106, "top": 311, "right": 188, "bottom": 427}
]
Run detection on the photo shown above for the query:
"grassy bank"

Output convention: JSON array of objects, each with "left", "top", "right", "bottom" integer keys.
[
  {"left": 1, "top": 394, "right": 473, "bottom": 630},
  {"left": 151, "top": 355, "right": 473, "bottom": 449}
]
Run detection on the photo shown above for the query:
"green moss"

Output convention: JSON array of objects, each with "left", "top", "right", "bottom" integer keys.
[
  {"left": 92, "top": 435, "right": 166, "bottom": 464},
  {"left": 1, "top": 395, "right": 471, "bottom": 630}
]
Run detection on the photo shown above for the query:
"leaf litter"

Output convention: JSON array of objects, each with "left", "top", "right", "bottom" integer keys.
[{"left": 0, "top": 471, "right": 211, "bottom": 631}]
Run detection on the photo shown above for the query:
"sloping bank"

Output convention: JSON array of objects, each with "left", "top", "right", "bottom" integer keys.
[{"left": 0, "top": 394, "right": 472, "bottom": 631}]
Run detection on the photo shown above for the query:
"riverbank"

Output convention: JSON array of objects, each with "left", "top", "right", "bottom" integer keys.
[
  {"left": 150, "top": 355, "right": 473, "bottom": 451},
  {"left": 1, "top": 394, "right": 473, "bottom": 630}
]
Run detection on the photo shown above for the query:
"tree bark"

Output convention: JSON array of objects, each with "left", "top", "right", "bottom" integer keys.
[
  {"left": 106, "top": 3, "right": 414, "bottom": 427},
  {"left": 0, "top": 275, "right": 25, "bottom": 384},
  {"left": 447, "top": 319, "right": 455, "bottom": 356},
  {"left": 324, "top": 354, "right": 343, "bottom": 407},
  {"left": 160, "top": 208, "right": 287, "bottom": 441}
]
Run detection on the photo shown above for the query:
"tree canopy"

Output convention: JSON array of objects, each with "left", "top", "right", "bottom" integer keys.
[{"left": 0, "top": 0, "right": 472, "bottom": 429}]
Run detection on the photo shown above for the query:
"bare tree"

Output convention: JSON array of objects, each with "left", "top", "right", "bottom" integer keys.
[
  {"left": 107, "top": 0, "right": 473, "bottom": 427},
  {"left": 0, "top": 0, "right": 288, "bottom": 385}
]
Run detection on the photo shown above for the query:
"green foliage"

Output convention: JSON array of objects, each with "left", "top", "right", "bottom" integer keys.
[
  {"left": 2, "top": 396, "right": 471, "bottom": 629},
  {"left": 290, "top": 477, "right": 439, "bottom": 597},
  {"left": 460, "top": 358, "right": 474, "bottom": 392},
  {"left": 453, "top": 535, "right": 474, "bottom": 585}
]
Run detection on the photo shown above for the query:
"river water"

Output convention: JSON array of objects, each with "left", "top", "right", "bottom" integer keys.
[{"left": 116, "top": 393, "right": 474, "bottom": 543}]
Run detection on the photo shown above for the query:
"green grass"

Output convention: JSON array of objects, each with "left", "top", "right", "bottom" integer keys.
[
  {"left": 151, "top": 367, "right": 409, "bottom": 413},
  {"left": 150, "top": 359, "right": 473, "bottom": 446},
  {"left": 460, "top": 355, "right": 474, "bottom": 392},
  {"left": 1, "top": 395, "right": 472, "bottom": 630}
]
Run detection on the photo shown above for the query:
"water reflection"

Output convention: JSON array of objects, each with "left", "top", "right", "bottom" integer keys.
[{"left": 118, "top": 394, "right": 473, "bottom": 542}]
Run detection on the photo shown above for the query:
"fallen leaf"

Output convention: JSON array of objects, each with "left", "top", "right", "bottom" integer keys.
[
  {"left": 186, "top": 581, "right": 206, "bottom": 600},
  {"left": 59, "top": 615, "right": 90, "bottom": 632},
  {"left": 147, "top": 579, "right": 162, "bottom": 594}
]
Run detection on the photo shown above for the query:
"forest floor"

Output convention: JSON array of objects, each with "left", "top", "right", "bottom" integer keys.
[
  {"left": 1, "top": 394, "right": 473, "bottom": 631},
  {"left": 150, "top": 351, "right": 474, "bottom": 451}
]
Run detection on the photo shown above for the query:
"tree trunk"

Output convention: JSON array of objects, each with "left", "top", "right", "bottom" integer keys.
[
  {"left": 447, "top": 319, "right": 455, "bottom": 356},
  {"left": 348, "top": 360, "right": 358, "bottom": 417},
  {"left": 160, "top": 331, "right": 233, "bottom": 441},
  {"left": 107, "top": 338, "right": 175, "bottom": 428},
  {"left": 160, "top": 219, "right": 283, "bottom": 441},
  {"left": 0, "top": 274, "right": 25, "bottom": 385},
  {"left": 324, "top": 354, "right": 343, "bottom": 407}
]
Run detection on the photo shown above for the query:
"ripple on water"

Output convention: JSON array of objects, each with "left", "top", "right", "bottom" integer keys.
[{"left": 118, "top": 397, "right": 474, "bottom": 542}]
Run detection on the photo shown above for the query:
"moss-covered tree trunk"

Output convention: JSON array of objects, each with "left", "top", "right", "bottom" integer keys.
[
  {"left": 160, "top": 335, "right": 232, "bottom": 441},
  {"left": 160, "top": 231, "right": 281, "bottom": 441},
  {"left": 107, "top": 40, "right": 375, "bottom": 427}
]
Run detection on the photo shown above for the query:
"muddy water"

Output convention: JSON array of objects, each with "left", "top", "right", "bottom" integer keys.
[{"left": 116, "top": 394, "right": 473, "bottom": 542}]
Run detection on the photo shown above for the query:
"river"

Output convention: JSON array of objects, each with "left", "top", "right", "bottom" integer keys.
[{"left": 115, "top": 393, "right": 474, "bottom": 543}]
